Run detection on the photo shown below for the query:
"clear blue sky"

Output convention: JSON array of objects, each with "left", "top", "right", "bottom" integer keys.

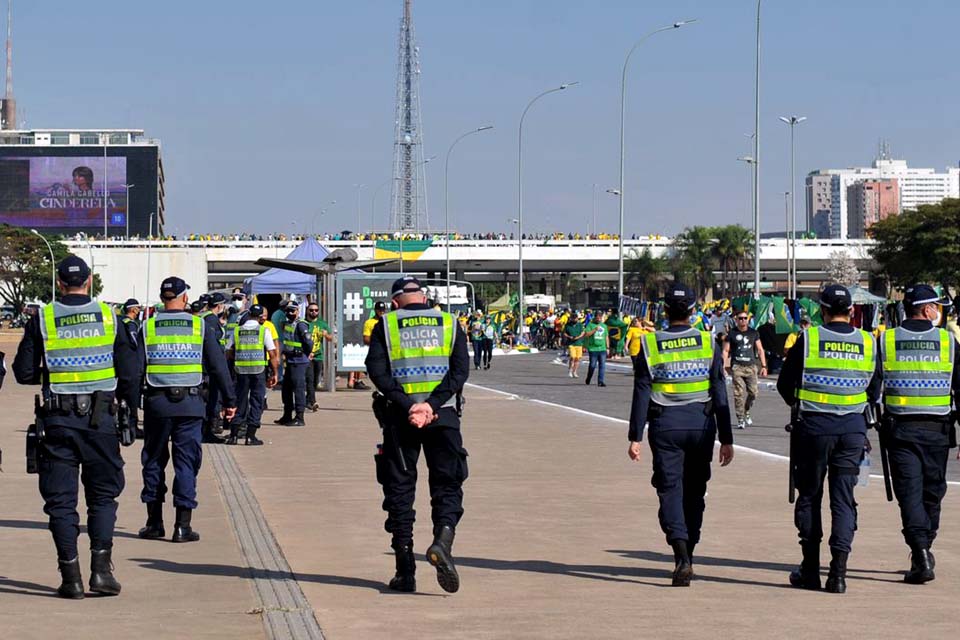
[{"left": 13, "top": 0, "right": 960, "bottom": 236}]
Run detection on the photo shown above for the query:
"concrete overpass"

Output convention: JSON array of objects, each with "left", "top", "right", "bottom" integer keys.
[{"left": 63, "top": 237, "right": 878, "bottom": 304}]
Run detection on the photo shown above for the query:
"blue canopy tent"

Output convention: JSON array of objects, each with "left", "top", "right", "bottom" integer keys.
[{"left": 244, "top": 237, "right": 330, "bottom": 296}]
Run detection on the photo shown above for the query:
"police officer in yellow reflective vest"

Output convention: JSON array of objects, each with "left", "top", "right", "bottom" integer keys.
[
  {"left": 880, "top": 284, "right": 960, "bottom": 584},
  {"left": 225, "top": 303, "right": 279, "bottom": 445},
  {"left": 138, "top": 277, "right": 236, "bottom": 543},
  {"left": 365, "top": 276, "right": 470, "bottom": 594},
  {"left": 627, "top": 284, "right": 734, "bottom": 587},
  {"left": 13, "top": 255, "right": 139, "bottom": 599},
  {"left": 777, "top": 284, "right": 881, "bottom": 594}
]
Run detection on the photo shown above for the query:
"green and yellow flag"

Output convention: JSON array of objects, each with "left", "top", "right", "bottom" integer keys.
[{"left": 374, "top": 239, "right": 433, "bottom": 262}]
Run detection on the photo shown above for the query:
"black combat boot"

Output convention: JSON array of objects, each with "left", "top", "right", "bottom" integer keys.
[
  {"left": 89, "top": 549, "right": 121, "bottom": 596},
  {"left": 426, "top": 525, "right": 460, "bottom": 593},
  {"left": 904, "top": 546, "right": 935, "bottom": 584},
  {"left": 226, "top": 423, "right": 240, "bottom": 445},
  {"left": 245, "top": 425, "right": 264, "bottom": 446},
  {"left": 688, "top": 542, "right": 697, "bottom": 577},
  {"left": 56, "top": 557, "right": 84, "bottom": 599},
  {"left": 201, "top": 422, "right": 226, "bottom": 444},
  {"left": 789, "top": 541, "right": 821, "bottom": 590},
  {"left": 670, "top": 539, "right": 693, "bottom": 587},
  {"left": 273, "top": 413, "right": 293, "bottom": 425},
  {"left": 289, "top": 412, "right": 305, "bottom": 427},
  {"left": 388, "top": 543, "right": 416, "bottom": 593},
  {"left": 928, "top": 548, "right": 936, "bottom": 570},
  {"left": 824, "top": 549, "right": 848, "bottom": 594},
  {"left": 171, "top": 507, "right": 200, "bottom": 543},
  {"left": 211, "top": 417, "right": 224, "bottom": 435},
  {"left": 138, "top": 502, "right": 165, "bottom": 540}
]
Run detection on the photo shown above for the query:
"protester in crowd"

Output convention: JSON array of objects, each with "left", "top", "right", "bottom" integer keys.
[{"left": 723, "top": 311, "right": 767, "bottom": 429}]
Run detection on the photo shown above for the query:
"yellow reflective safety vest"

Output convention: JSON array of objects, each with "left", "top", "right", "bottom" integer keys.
[
  {"left": 234, "top": 324, "right": 267, "bottom": 375},
  {"left": 40, "top": 300, "right": 118, "bottom": 395},
  {"left": 881, "top": 326, "right": 953, "bottom": 416},
  {"left": 798, "top": 325, "right": 875, "bottom": 415},
  {"left": 642, "top": 327, "right": 713, "bottom": 406},
  {"left": 384, "top": 308, "right": 456, "bottom": 406},
  {"left": 143, "top": 312, "right": 205, "bottom": 388}
]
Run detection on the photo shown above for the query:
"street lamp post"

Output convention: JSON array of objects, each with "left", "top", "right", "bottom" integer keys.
[
  {"left": 782, "top": 191, "right": 790, "bottom": 295},
  {"left": 779, "top": 115, "right": 806, "bottom": 299},
  {"left": 311, "top": 200, "right": 336, "bottom": 236},
  {"left": 518, "top": 83, "right": 577, "bottom": 324},
  {"left": 617, "top": 20, "right": 696, "bottom": 304},
  {"left": 752, "top": 0, "right": 763, "bottom": 299},
  {"left": 30, "top": 229, "right": 56, "bottom": 302},
  {"left": 354, "top": 184, "right": 365, "bottom": 249},
  {"left": 445, "top": 125, "right": 493, "bottom": 311},
  {"left": 123, "top": 183, "right": 134, "bottom": 239},
  {"left": 146, "top": 212, "right": 154, "bottom": 307}
]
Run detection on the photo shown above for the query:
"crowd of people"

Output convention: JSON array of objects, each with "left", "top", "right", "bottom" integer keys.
[{"left": 73, "top": 231, "right": 670, "bottom": 243}]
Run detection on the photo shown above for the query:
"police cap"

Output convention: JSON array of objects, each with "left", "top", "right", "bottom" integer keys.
[
  {"left": 374, "top": 301, "right": 387, "bottom": 312},
  {"left": 819, "top": 284, "right": 852, "bottom": 312},
  {"left": 903, "top": 284, "right": 948, "bottom": 308},
  {"left": 56, "top": 255, "right": 91, "bottom": 287},
  {"left": 122, "top": 298, "right": 141, "bottom": 311},
  {"left": 207, "top": 292, "right": 227, "bottom": 306},
  {"left": 160, "top": 276, "right": 190, "bottom": 299},
  {"left": 249, "top": 304, "right": 265, "bottom": 317},
  {"left": 664, "top": 284, "right": 696, "bottom": 311},
  {"left": 391, "top": 276, "right": 423, "bottom": 298}
]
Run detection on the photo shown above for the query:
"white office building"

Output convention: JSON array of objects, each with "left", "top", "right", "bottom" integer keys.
[{"left": 806, "top": 157, "right": 960, "bottom": 238}]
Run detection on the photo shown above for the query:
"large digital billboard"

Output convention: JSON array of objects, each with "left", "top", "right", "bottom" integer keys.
[{"left": 0, "top": 156, "right": 128, "bottom": 229}]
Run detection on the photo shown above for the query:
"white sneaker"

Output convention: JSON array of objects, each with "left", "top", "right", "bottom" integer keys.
[
  {"left": 746, "top": 413, "right": 753, "bottom": 426},
  {"left": 568, "top": 371, "right": 574, "bottom": 378},
  {"left": 573, "top": 371, "right": 579, "bottom": 378},
  {"left": 737, "top": 419, "right": 746, "bottom": 430}
]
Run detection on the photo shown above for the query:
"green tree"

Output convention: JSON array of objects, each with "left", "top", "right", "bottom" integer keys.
[
  {"left": 673, "top": 225, "right": 716, "bottom": 299},
  {"left": 624, "top": 247, "right": 667, "bottom": 300},
  {"left": 0, "top": 225, "right": 102, "bottom": 311},
  {"left": 870, "top": 199, "right": 960, "bottom": 290},
  {"left": 713, "top": 224, "right": 754, "bottom": 297}
]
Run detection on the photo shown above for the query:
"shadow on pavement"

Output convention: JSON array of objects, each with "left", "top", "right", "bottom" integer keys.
[
  {"left": 130, "top": 558, "right": 443, "bottom": 597},
  {"left": 0, "top": 519, "right": 142, "bottom": 540},
  {"left": 0, "top": 575, "right": 58, "bottom": 598}
]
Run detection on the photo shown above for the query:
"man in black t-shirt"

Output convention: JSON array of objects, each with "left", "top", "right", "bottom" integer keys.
[{"left": 723, "top": 312, "right": 767, "bottom": 429}]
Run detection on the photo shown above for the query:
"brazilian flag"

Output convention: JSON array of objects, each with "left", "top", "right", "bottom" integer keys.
[
  {"left": 797, "top": 298, "right": 823, "bottom": 327},
  {"left": 773, "top": 296, "right": 795, "bottom": 335}
]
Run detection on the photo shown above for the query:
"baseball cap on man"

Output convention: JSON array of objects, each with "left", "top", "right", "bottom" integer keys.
[
  {"left": 374, "top": 301, "right": 387, "bottom": 312},
  {"left": 903, "top": 284, "right": 949, "bottom": 308},
  {"left": 664, "top": 284, "right": 696, "bottom": 310},
  {"left": 160, "top": 276, "right": 190, "bottom": 298},
  {"left": 248, "top": 304, "right": 265, "bottom": 317},
  {"left": 122, "top": 298, "right": 141, "bottom": 311},
  {"left": 207, "top": 292, "right": 227, "bottom": 306},
  {"left": 819, "top": 284, "right": 851, "bottom": 312},
  {"left": 391, "top": 276, "right": 423, "bottom": 298},
  {"left": 56, "top": 255, "right": 91, "bottom": 287}
]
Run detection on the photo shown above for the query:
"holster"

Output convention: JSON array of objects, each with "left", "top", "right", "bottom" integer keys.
[
  {"left": 371, "top": 392, "right": 408, "bottom": 473},
  {"left": 117, "top": 400, "right": 135, "bottom": 447},
  {"left": 27, "top": 395, "right": 45, "bottom": 474}
]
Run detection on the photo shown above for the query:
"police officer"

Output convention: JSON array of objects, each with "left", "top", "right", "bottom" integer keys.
[
  {"left": 627, "top": 284, "right": 734, "bottom": 587},
  {"left": 365, "top": 276, "right": 470, "bottom": 594},
  {"left": 880, "top": 284, "right": 960, "bottom": 583},
  {"left": 138, "top": 277, "right": 237, "bottom": 543},
  {"left": 117, "top": 298, "right": 145, "bottom": 439},
  {"left": 226, "top": 304, "right": 279, "bottom": 445},
  {"left": 777, "top": 284, "right": 881, "bottom": 593},
  {"left": 201, "top": 292, "right": 228, "bottom": 442},
  {"left": 13, "top": 255, "right": 138, "bottom": 598},
  {"left": 274, "top": 302, "right": 313, "bottom": 427}
]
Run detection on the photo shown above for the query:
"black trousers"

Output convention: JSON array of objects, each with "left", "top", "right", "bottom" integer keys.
[
  {"left": 481, "top": 338, "right": 494, "bottom": 366},
  {"left": 375, "top": 421, "right": 468, "bottom": 548},
  {"left": 281, "top": 361, "right": 308, "bottom": 416},
  {"left": 648, "top": 426, "right": 715, "bottom": 545},
  {"left": 38, "top": 426, "right": 125, "bottom": 560},
  {"left": 235, "top": 372, "right": 266, "bottom": 427},
  {"left": 888, "top": 437, "right": 949, "bottom": 549},
  {"left": 305, "top": 358, "right": 323, "bottom": 406},
  {"left": 793, "top": 431, "right": 864, "bottom": 553}
]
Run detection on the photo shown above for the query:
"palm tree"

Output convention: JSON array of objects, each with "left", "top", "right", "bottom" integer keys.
[
  {"left": 625, "top": 248, "right": 667, "bottom": 300},
  {"left": 713, "top": 224, "right": 755, "bottom": 296},
  {"left": 673, "top": 226, "right": 716, "bottom": 299}
]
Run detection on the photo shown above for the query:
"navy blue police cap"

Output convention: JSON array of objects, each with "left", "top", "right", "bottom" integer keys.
[
  {"left": 56, "top": 255, "right": 91, "bottom": 287},
  {"left": 819, "top": 284, "right": 852, "bottom": 312},
  {"left": 160, "top": 276, "right": 190, "bottom": 298},
  {"left": 903, "top": 284, "right": 949, "bottom": 308},
  {"left": 391, "top": 276, "right": 423, "bottom": 298},
  {"left": 249, "top": 304, "right": 265, "bottom": 317},
  {"left": 664, "top": 284, "right": 696, "bottom": 311}
]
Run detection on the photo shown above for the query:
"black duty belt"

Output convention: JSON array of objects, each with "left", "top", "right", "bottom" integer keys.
[
  {"left": 893, "top": 418, "right": 950, "bottom": 433},
  {"left": 146, "top": 386, "right": 201, "bottom": 401}
]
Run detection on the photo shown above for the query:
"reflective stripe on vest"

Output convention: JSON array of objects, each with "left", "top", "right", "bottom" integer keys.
[
  {"left": 234, "top": 324, "right": 267, "bottom": 374},
  {"left": 223, "top": 321, "right": 239, "bottom": 348},
  {"left": 144, "top": 312, "right": 204, "bottom": 387},
  {"left": 642, "top": 328, "right": 713, "bottom": 406},
  {"left": 383, "top": 309, "right": 456, "bottom": 405},
  {"left": 881, "top": 326, "right": 953, "bottom": 416},
  {"left": 798, "top": 326, "right": 875, "bottom": 415},
  {"left": 281, "top": 321, "right": 303, "bottom": 353},
  {"left": 40, "top": 301, "right": 118, "bottom": 394}
]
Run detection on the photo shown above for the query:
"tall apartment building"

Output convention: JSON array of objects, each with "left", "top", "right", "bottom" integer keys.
[
  {"left": 847, "top": 178, "right": 899, "bottom": 238},
  {"left": 806, "top": 157, "right": 960, "bottom": 238}
]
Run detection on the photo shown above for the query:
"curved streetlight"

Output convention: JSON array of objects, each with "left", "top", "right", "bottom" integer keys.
[
  {"left": 518, "top": 82, "right": 577, "bottom": 323},
  {"left": 617, "top": 20, "right": 696, "bottom": 305},
  {"left": 445, "top": 125, "right": 493, "bottom": 311},
  {"left": 30, "top": 229, "right": 56, "bottom": 302},
  {"left": 779, "top": 115, "right": 806, "bottom": 298}
]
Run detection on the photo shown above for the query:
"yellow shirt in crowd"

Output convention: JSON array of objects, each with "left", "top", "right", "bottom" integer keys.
[{"left": 625, "top": 326, "right": 644, "bottom": 357}]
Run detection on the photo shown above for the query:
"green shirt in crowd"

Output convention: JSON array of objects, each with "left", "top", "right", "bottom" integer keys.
[
  {"left": 564, "top": 321, "right": 585, "bottom": 347},
  {"left": 585, "top": 322, "right": 608, "bottom": 352},
  {"left": 307, "top": 318, "right": 330, "bottom": 358}
]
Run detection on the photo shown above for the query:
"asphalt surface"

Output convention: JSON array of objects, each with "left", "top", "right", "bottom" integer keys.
[{"left": 468, "top": 350, "right": 960, "bottom": 482}]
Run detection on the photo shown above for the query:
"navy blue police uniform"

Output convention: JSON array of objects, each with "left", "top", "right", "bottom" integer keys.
[
  {"left": 12, "top": 256, "right": 138, "bottom": 598},
  {"left": 201, "top": 292, "right": 228, "bottom": 442},
  {"left": 879, "top": 284, "right": 960, "bottom": 583},
  {"left": 117, "top": 298, "right": 145, "bottom": 438},
  {"left": 365, "top": 276, "right": 470, "bottom": 594},
  {"left": 137, "top": 277, "right": 236, "bottom": 543},
  {"left": 627, "top": 284, "right": 733, "bottom": 586},
  {"left": 276, "top": 308, "right": 313, "bottom": 426},
  {"left": 777, "top": 284, "right": 881, "bottom": 593}
]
